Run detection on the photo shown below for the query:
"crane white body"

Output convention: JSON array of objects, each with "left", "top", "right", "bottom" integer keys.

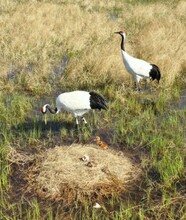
[
  {"left": 56, "top": 91, "right": 91, "bottom": 117},
  {"left": 41, "top": 90, "right": 107, "bottom": 129},
  {"left": 122, "top": 50, "right": 152, "bottom": 80},
  {"left": 115, "top": 31, "right": 161, "bottom": 90}
]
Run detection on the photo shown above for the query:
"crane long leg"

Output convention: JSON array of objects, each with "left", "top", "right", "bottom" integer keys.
[
  {"left": 136, "top": 79, "right": 141, "bottom": 92},
  {"left": 144, "top": 79, "right": 147, "bottom": 90},
  {"left": 133, "top": 77, "right": 141, "bottom": 91},
  {"left": 81, "top": 116, "right": 88, "bottom": 126},
  {"left": 75, "top": 117, "right": 79, "bottom": 130}
]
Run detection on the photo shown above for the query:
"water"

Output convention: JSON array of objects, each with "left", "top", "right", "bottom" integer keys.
[
  {"left": 177, "top": 90, "right": 186, "bottom": 110},
  {"left": 171, "top": 90, "right": 186, "bottom": 110}
]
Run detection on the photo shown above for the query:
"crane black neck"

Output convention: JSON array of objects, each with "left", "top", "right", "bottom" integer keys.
[
  {"left": 121, "top": 35, "right": 125, "bottom": 51},
  {"left": 46, "top": 105, "right": 58, "bottom": 114},
  {"left": 121, "top": 34, "right": 125, "bottom": 51}
]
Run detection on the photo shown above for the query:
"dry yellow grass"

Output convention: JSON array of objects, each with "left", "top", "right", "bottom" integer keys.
[{"left": 0, "top": 0, "right": 185, "bottom": 93}]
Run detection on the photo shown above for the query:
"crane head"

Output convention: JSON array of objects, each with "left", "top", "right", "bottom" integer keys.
[
  {"left": 41, "top": 104, "right": 49, "bottom": 114},
  {"left": 114, "top": 31, "right": 125, "bottom": 35}
]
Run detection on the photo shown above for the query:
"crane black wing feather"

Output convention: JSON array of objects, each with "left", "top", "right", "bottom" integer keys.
[
  {"left": 89, "top": 92, "right": 107, "bottom": 110},
  {"left": 149, "top": 64, "right": 161, "bottom": 82}
]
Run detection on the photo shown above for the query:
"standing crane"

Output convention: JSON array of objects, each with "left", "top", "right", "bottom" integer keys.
[
  {"left": 41, "top": 90, "right": 107, "bottom": 129},
  {"left": 115, "top": 31, "right": 161, "bottom": 91}
]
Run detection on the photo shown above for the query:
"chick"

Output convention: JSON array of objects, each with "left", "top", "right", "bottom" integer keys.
[{"left": 94, "top": 136, "right": 108, "bottom": 150}]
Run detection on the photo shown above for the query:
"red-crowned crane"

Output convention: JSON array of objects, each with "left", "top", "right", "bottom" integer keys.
[
  {"left": 114, "top": 31, "right": 161, "bottom": 91},
  {"left": 41, "top": 90, "right": 107, "bottom": 129}
]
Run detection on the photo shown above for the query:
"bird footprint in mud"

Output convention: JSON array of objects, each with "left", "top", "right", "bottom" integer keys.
[{"left": 94, "top": 136, "right": 108, "bottom": 150}]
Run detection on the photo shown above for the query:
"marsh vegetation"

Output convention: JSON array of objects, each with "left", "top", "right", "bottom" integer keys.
[{"left": 0, "top": 0, "right": 186, "bottom": 219}]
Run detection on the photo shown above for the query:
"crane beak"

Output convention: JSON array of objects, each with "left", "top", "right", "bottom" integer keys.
[{"left": 114, "top": 32, "right": 120, "bottom": 34}]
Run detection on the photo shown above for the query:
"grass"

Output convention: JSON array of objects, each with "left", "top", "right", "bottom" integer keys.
[{"left": 0, "top": 0, "right": 186, "bottom": 219}]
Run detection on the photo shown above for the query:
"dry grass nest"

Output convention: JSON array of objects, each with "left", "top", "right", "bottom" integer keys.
[{"left": 8, "top": 144, "right": 142, "bottom": 202}]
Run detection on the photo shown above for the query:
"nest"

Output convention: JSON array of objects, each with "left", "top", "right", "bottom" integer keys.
[{"left": 8, "top": 144, "right": 141, "bottom": 202}]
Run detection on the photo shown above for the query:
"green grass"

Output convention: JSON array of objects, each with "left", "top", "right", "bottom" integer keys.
[{"left": 0, "top": 84, "right": 185, "bottom": 219}]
